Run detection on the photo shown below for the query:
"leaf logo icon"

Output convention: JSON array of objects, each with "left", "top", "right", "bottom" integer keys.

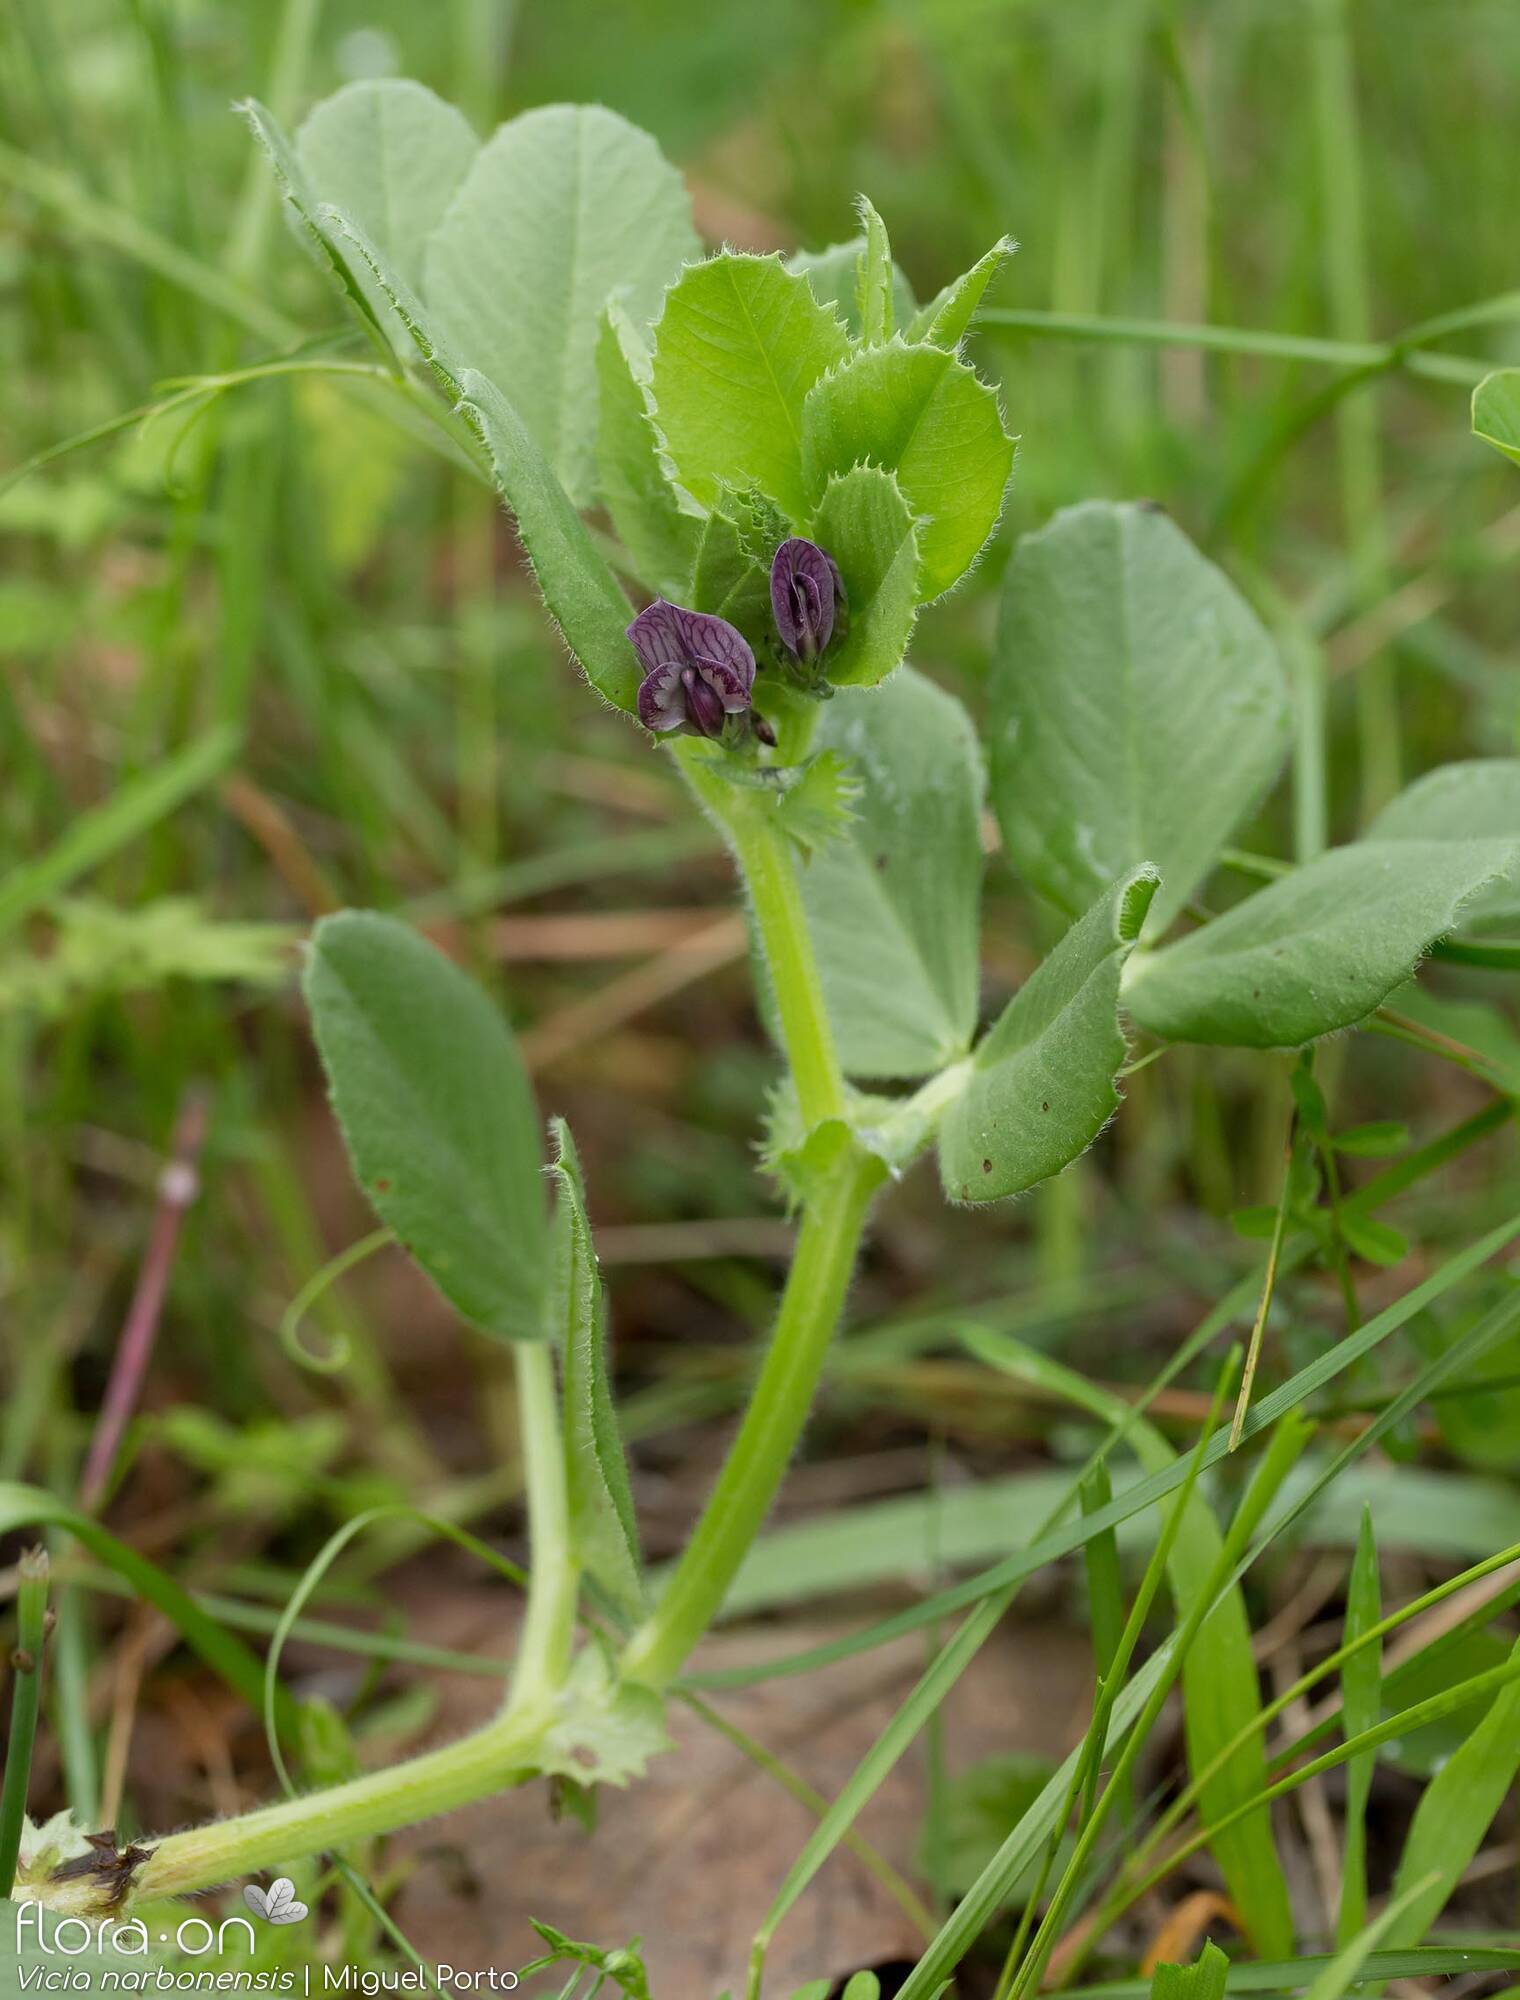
[{"left": 243, "top": 1877, "right": 309, "bottom": 1925}]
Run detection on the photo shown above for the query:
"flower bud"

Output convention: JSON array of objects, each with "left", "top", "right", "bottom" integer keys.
[{"left": 770, "top": 538, "right": 845, "bottom": 665}]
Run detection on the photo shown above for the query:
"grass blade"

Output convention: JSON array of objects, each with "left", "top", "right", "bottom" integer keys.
[
  {"left": 967, "top": 1330, "right": 1293, "bottom": 1957},
  {"left": 0, "top": 1549, "right": 49, "bottom": 1897},
  {"left": 1335, "top": 1507, "right": 1381, "bottom": 1945},
  {"left": 1382, "top": 1631, "right": 1520, "bottom": 1949},
  {"left": 0, "top": 726, "right": 239, "bottom": 942},
  {"left": 690, "top": 1206, "right": 1520, "bottom": 1691},
  {"left": 0, "top": 1483, "right": 291, "bottom": 1731}
]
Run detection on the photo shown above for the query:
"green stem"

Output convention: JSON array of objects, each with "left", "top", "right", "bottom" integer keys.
[
  {"left": 620, "top": 1147, "right": 882, "bottom": 1690},
  {"left": 0, "top": 1547, "right": 49, "bottom": 1899},
  {"left": 45, "top": 1345, "right": 575, "bottom": 1912},
  {"left": 677, "top": 746, "right": 846, "bottom": 1129},
  {"left": 124, "top": 1703, "right": 549, "bottom": 1908},
  {"left": 508, "top": 1339, "right": 577, "bottom": 1709}
]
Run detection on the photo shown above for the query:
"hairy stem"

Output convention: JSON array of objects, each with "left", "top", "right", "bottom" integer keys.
[
  {"left": 676, "top": 745, "right": 846, "bottom": 1129},
  {"left": 620, "top": 1145, "right": 882, "bottom": 1689},
  {"left": 42, "top": 1343, "right": 575, "bottom": 1911},
  {"left": 119, "top": 1704, "right": 549, "bottom": 1908},
  {"left": 507, "top": 1338, "right": 577, "bottom": 1710}
]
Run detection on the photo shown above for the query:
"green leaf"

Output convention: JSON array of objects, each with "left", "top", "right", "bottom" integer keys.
[
  {"left": 294, "top": 80, "right": 477, "bottom": 293},
  {"left": 1332, "top": 1121, "right": 1409, "bottom": 1158},
  {"left": 242, "top": 97, "right": 365, "bottom": 302},
  {"left": 1367, "top": 760, "right": 1520, "bottom": 925},
  {"left": 1151, "top": 1942, "right": 1230, "bottom": 2000},
  {"left": 921, "top": 1751, "right": 1064, "bottom": 1904},
  {"left": 549, "top": 1120, "right": 644, "bottom": 1620},
  {"left": 319, "top": 204, "right": 467, "bottom": 387},
  {"left": 1336, "top": 1507, "right": 1381, "bottom": 1945},
  {"left": 1124, "top": 838, "right": 1520, "bottom": 1048},
  {"left": 1383, "top": 1633, "right": 1520, "bottom": 1947},
  {"left": 538, "top": 1649, "right": 671, "bottom": 1788},
  {"left": 802, "top": 338, "right": 1014, "bottom": 600},
  {"left": 773, "top": 749, "right": 862, "bottom": 857},
  {"left": 304, "top": 911, "right": 548, "bottom": 1340},
  {"left": 650, "top": 253, "right": 850, "bottom": 518},
  {"left": 799, "top": 668, "right": 985, "bottom": 1080},
  {"left": 1473, "top": 369, "right": 1520, "bottom": 466},
  {"left": 854, "top": 194, "right": 894, "bottom": 345},
  {"left": 1409, "top": 1304, "right": 1520, "bottom": 1472},
  {"left": 789, "top": 239, "right": 917, "bottom": 340},
  {"left": 425, "top": 104, "right": 699, "bottom": 504},
  {"left": 595, "top": 298, "right": 702, "bottom": 595},
  {"left": 991, "top": 502, "right": 1290, "bottom": 930},
  {"left": 905, "top": 235, "right": 1015, "bottom": 348},
  {"left": 459, "top": 368, "right": 641, "bottom": 713},
  {"left": 1340, "top": 1212, "right": 1409, "bottom": 1268},
  {"left": 686, "top": 506, "right": 772, "bottom": 656},
  {"left": 939, "top": 869, "right": 1156, "bottom": 1204},
  {"left": 808, "top": 464, "right": 920, "bottom": 686}
]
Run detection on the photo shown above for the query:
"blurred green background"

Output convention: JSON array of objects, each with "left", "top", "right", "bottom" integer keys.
[{"left": 4, "top": 0, "right": 1520, "bottom": 1887}]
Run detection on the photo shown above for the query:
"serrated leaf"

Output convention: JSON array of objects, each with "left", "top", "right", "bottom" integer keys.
[
  {"left": 809, "top": 464, "right": 920, "bottom": 687},
  {"left": 595, "top": 299, "right": 702, "bottom": 595},
  {"left": 799, "top": 668, "right": 984, "bottom": 1080},
  {"left": 319, "top": 205, "right": 467, "bottom": 387},
  {"left": 241, "top": 99, "right": 388, "bottom": 332},
  {"left": 854, "top": 194, "right": 894, "bottom": 345},
  {"left": 906, "top": 235, "right": 1015, "bottom": 348},
  {"left": 550, "top": 1121, "right": 643, "bottom": 1621},
  {"left": 459, "top": 368, "right": 641, "bottom": 713},
  {"left": 424, "top": 104, "right": 699, "bottom": 505},
  {"left": 539, "top": 1649, "right": 671, "bottom": 1788},
  {"left": 686, "top": 507, "right": 772, "bottom": 656},
  {"left": 1473, "top": 369, "right": 1520, "bottom": 467},
  {"left": 304, "top": 911, "right": 548, "bottom": 1340},
  {"left": 774, "top": 750, "right": 862, "bottom": 856},
  {"left": 651, "top": 253, "right": 850, "bottom": 519},
  {"left": 1124, "top": 838, "right": 1520, "bottom": 1048},
  {"left": 789, "top": 239, "right": 917, "bottom": 341},
  {"left": 1151, "top": 1942, "right": 1230, "bottom": 2000},
  {"left": 801, "top": 338, "right": 1014, "bottom": 600},
  {"left": 939, "top": 868, "right": 1156, "bottom": 1203},
  {"left": 1367, "top": 760, "right": 1520, "bottom": 925},
  {"left": 761, "top": 1098, "right": 861, "bottom": 1210},
  {"left": 295, "top": 80, "right": 477, "bottom": 293},
  {"left": 991, "top": 501, "right": 1291, "bottom": 931}
]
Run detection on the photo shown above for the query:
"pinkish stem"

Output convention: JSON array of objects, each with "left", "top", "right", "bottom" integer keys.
[{"left": 78, "top": 1087, "right": 210, "bottom": 1513}]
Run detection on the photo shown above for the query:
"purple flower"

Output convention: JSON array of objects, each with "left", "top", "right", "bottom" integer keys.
[
  {"left": 627, "top": 600, "right": 756, "bottom": 739},
  {"left": 770, "top": 538, "right": 845, "bottom": 665}
]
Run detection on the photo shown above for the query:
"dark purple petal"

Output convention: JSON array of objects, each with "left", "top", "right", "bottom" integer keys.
[
  {"left": 770, "top": 537, "right": 842, "bottom": 663},
  {"left": 673, "top": 608, "right": 756, "bottom": 703},
  {"left": 680, "top": 667, "right": 728, "bottom": 738},
  {"left": 636, "top": 661, "right": 687, "bottom": 732},
  {"left": 629, "top": 598, "right": 755, "bottom": 736},
  {"left": 626, "top": 599, "right": 688, "bottom": 678}
]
